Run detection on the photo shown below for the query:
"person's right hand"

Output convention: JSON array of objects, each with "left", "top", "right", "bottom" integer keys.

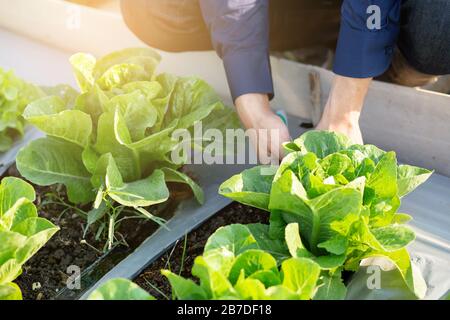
[{"left": 235, "top": 93, "right": 291, "bottom": 164}]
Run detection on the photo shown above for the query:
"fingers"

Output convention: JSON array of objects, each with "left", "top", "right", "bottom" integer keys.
[{"left": 247, "top": 118, "right": 291, "bottom": 165}]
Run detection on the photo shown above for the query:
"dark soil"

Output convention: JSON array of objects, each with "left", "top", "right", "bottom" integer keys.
[
  {"left": 4, "top": 165, "right": 190, "bottom": 300},
  {"left": 135, "top": 202, "right": 269, "bottom": 299}
]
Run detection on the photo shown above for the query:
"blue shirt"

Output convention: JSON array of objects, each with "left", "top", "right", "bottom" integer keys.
[{"left": 200, "top": 0, "right": 401, "bottom": 102}]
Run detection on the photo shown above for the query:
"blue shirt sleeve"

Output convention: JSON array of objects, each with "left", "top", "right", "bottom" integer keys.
[
  {"left": 199, "top": 0, "right": 273, "bottom": 102},
  {"left": 333, "top": 0, "right": 401, "bottom": 78}
]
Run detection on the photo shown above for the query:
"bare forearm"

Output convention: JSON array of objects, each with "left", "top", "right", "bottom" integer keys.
[
  {"left": 317, "top": 76, "right": 372, "bottom": 144},
  {"left": 323, "top": 76, "right": 372, "bottom": 122},
  {"left": 235, "top": 93, "right": 272, "bottom": 128}
]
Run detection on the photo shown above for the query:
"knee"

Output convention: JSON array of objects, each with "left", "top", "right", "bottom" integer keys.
[
  {"left": 120, "top": 0, "right": 211, "bottom": 52},
  {"left": 399, "top": 0, "right": 450, "bottom": 75},
  {"left": 120, "top": 0, "right": 149, "bottom": 43}
]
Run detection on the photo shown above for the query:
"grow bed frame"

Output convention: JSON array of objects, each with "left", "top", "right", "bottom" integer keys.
[{"left": 1, "top": 0, "right": 449, "bottom": 300}]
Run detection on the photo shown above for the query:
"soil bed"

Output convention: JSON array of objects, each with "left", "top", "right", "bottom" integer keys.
[
  {"left": 3, "top": 165, "right": 190, "bottom": 300},
  {"left": 135, "top": 202, "right": 269, "bottom": 299}
]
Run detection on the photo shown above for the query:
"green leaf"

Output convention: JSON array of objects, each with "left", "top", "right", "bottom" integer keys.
[
  {"left": 75, "top": 84, "right": 109, "bottom": 128},
  {"left": 95, "top": 111, "right": 141, "bottom": 181},
  {"left": 366, "top": 152, "right": 398, "bottom": 200},
  {"left": 122, "top": 81, "right": 162, "bottom": 99},
  {"left": 162, "top": 168, "right": 204, "bottom": 204},
  {"left": 314, "top": 274, "right": 347, "bottom": 300},
  {"left": 0, "top": 68, "right": 44, "bottom": 151},
  {"left": 41, "top": 84, "right": 79, "bottom": 108},
  {"left": 319, "top": 153, "right": 353, "bottom": 177},
  {"left": 248, "top": 270, "right": 281, "bottom": 288},
  {"left": 88, "top": 278, "right": 155, "bottom": 300},
  {"left": 12, "top": 218, "right": 59, "bottom": 264},
  {"left": 93, "top": 48, "right": 160, "bottom": 81},
  {"left": 0, "top": 283, "right": 22, "bottom": 300},
  {"left": 359, "top": 248, "right": 427, "bottom": 299},
  {"left": 284, "top": 223, "right": 311, "bottom": 258},
  {"left": 164, "top": 77, "right": 219, "bottom": 127},
  {"left": 70, "top": 53, "right": 96, "bottom": 93},
  {"left": 106, "top": 159, "right": 169, "bottom": 207},
  {"left": 312, "top": 254, "right": 346, "bottom": 270},
  {"left": 317, "top": 235, "right": 348, "bottom": 256},
  {"left": 0, "top": 177, "right": 35, "bottom": 217},
  {"left": 82, "top": 146, "right": 100, "bottom": 175},
  {"left": 352, "top": 219, "right": 414, "bottom": 253},
  {"left": 201, "top": 248, "right": 235, "bottom": 276},
  {"left": 281, "top": 258, "right": 321, "bottom": 299},
  {"left": 268, "top": 210, "right": 288, "bottom": 240},
  {"left": 0, "top": 259, "right": 22, "bottom": 284},
  {"left": 16, "top": 138, "right": 94, "bottom": 204},
  {"left": 234, "top": 275, "right": 267, "bottom": 300},
  {"left": 192, "top": 255, "right": 237, "bottom": 299},
  {"left": 264, "top": 285, "right": 298, "bottom": 300},
  {"left": 348, "top": 144, "right": 386, "bottom": 163},
  {"left": 107, "top": 91, "right": 158, "bottom": 141},
  {"left": 0, "top": 199, "right": 37, "bottom": 232},
  {"left": 161, "top": 270, "right": 207, "bottom": 300},
  {"left": 228, "top": 250, "right": 278, "bottom": 285},
  {"left": 268, "top": 170, "right": 310, "bottom": 219},
  {"left": 391, "top": 213, "right": 413, "bottom": 224},
  {"left": 273, "top": 183, "right": 362, "bottom": 255},
  {"left": 219, "top": 166, "right": 276, "bottom": 211},
  {"left": 397, "top": 165, "right": 432, "bottom": 197},
  {"left": 85, "top": 201, "right": 108, "bottom": 237},
  {"left": 0, "top": 134, "right": 13, "bottom": 152},
  {"left": 246, "top": 223, "right": 290, "bottom": 263},
  {"left": 204, "top": 224, "right": 258, "bottom": 256},
  {"left": 97, "top": 64, "right": 149, "bottom": 91},
  {"left": 23, "top": 96, "right": 92, "bottom": 147},
  {"left": 371, "top": 225, "right": 415, "bottom": 251},
  {"left": 0, "top": 231, "right": 26, "bottom": 265},
  {"left": 293, "top": 130, "right": 351, "bottom": 159}
]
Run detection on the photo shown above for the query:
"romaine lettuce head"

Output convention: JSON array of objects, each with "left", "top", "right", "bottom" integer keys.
[
  {"left": 0, "top": 177, "right": 59, "bottom": 300},
  {"left": 163, "top": 224, "right": 321, "bottom": 300},
  {"left": 0, "top": 68, "right": 44, "bottom": 152},
  {"left": 220, "top": 130, "right": 432, "bottom": 299},
  {"left": 17, "top": 48, "right": 240, "bottom": 208}
]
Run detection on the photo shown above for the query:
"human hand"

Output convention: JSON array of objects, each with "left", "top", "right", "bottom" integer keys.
[
  {"left": 316, "top": 75, "right": 372, "bottom": 145},
  {"left": 235, "top": 93, "right": 291, "bottom": 164}
]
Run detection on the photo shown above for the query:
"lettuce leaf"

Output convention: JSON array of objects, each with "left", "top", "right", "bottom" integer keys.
[{"left": 88, "top": 278, "right": 155, "bottom": 300}]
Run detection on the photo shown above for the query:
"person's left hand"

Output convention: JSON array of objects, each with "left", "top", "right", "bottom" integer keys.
[{"left": 316, "top": 75, "right": 372, "bottom": 145}]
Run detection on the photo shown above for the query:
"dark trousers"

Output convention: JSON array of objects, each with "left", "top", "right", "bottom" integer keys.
[{"left": 121, "top": 0, "right": 450, "bottom": 77}]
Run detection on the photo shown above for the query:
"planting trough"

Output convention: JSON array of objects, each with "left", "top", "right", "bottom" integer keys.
[{"left": 1, "top": 0, "right": 449, "bottom": 300}]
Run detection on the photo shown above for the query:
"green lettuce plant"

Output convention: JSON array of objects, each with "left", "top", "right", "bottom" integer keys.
[
  {"left": 88, "top": 278, "right": 155, "bottom": 300},
  {"left": 0, "top": 68, "right": 44, "bottom": 151},
  {"left": 16, "top": 48, "right": 239, "bottom": 247},
  {"left": 0, "top": 177, "right": 59, "bottom": 300},
  {"left": 163, "top": 224, "right": 321, "bottom": 300},
  {"left": 219, "top": 131, "right": 433, "bottom": 299}
]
